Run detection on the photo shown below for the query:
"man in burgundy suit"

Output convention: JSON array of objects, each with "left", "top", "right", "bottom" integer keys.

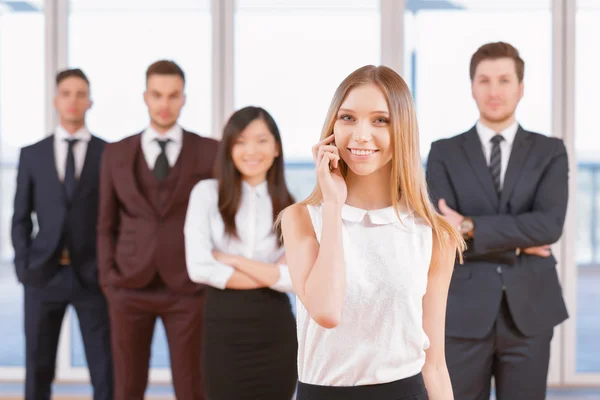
[{"left": 97, "top": 60, "right": 218, "bottom": 400}]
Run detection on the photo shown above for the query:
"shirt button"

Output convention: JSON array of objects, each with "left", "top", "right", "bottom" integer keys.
[{"left": 496, "top": 266, "right": 502, "bottom": 274}]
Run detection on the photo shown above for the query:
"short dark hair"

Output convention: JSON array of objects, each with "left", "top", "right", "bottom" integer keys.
[
  {"left": 146, "top": 60, "right": 185, "bottom": 84},
  {"left": 56, "top": 68, "right": 90, "bottom": 88},
  {"left": 470, "top": 42, "right": 525, "bottom": 82}
]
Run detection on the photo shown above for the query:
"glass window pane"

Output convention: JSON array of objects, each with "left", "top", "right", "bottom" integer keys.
[
  {"left": 284, "top": 163, "right": 319, "bottom": 202},
  {"left": 67, "top": 0, "right": 211, "bottom": 369},
  {"left": 68, "top": 0, "right": 212, "bottom": 142},
  {"left": 575, "top": 0, "right": 600, "bottom": 373},
  {"left": 404, "top": 1, "right": 552, "bottom": 158},
  {"left": 0, "top": 1, "right": 45, "bottom": 367},
  {"left": 235, "top": 0, "right": 381, "bottom": 171}
]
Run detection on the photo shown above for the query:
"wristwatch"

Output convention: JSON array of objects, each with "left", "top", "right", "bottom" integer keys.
[{"left": 459, "top": 217, "right": 474, "bottom": 238}]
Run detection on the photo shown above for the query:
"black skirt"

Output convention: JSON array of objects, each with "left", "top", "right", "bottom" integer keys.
[
  {"left": 202, "top": 287, "right": 298, "bottom": 400},
  {"left": 296, "top": 373, "right": 428, "bottom": 400}
]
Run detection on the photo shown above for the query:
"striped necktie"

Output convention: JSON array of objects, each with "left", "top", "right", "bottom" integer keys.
[{"left": 489, "top": 134, "right": 505, "bottom": 195}]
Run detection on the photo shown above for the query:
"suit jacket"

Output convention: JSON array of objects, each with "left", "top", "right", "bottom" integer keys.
[
  {"left": 97, "top": 129, "right": 219, "bottom": 293},
  {"left": 426, "top": 125, "right": 569, "bottom": 339},
  {"left": 11, "top": 134, "right": 106, "bottom": 289}
]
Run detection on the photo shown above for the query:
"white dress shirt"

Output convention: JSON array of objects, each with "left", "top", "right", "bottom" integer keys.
[
  {"left": 476, "top": 120, "right": 519, "bottom": 190},
  {"left": 54, "top": 125, "right": 91, "bottom": 182},
  {"left": 297, "top": 203, "right": 432, "bottom": 386},
  {"left": 141, "top": 125, "right": 183, "bottom": 169},
  {"left": 184, "top": 179, "right": 292, "bottom": 292}
]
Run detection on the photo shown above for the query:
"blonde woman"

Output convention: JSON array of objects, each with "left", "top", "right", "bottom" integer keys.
[{"left": 280, "top": 65, "right": 465, "bottom": 400}]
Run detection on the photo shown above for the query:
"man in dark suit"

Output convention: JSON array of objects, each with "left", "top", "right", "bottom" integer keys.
[
  {"left": 11, "top": 68, "right": 112, "bottom": 400},
  {"left": 97, "top": 60, "right": 219, "bottom": 400},
  {"left": 426, "top": 42, "right": 569, "bottom": 400}
]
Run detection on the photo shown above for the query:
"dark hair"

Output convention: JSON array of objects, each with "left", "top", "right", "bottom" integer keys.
[
  {"left": 470, "top": 42, "right": 525, "bottom": 82},
  {"left": 146, "top": 60, "right": 185, "bottom": 84},
  {"left": 215, "top": 106, "right": 294, "bottom": 245},
  {"left": 56, "top": 68, "right": 89, "bottom": 88}
]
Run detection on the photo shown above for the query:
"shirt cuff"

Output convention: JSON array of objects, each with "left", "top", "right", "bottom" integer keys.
[
  {"left": 188, "top": 262, "right": 235, "bottom": 290},
  {"left": 209, "top": 265, "right": 236, "bottom": 290},
  {"left": 270, "top": 264, "right": 293, "bottom": 293}
]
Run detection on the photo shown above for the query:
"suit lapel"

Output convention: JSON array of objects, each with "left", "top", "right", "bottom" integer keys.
[
  {"left": 462, "top": 127, "right": 499, "bottom": 210},
  {"left": 71, "top": 136, "right": 99, "bottom": 202},
  {"left": 499, "top": 126, "right": 533, "bottom": 210},
  {"left": 42, "top": 135, "right": 67, "bottom": 204},
  {"left": 160, "top": 130, "right": 196, "bottom": 215},
  {"left": 115, "top": 134, "right": 156, "bottom": 217}
]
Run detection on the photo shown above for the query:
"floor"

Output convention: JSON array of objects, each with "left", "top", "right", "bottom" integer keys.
[
  {"left": 1, "top": 384, "right": 600, "bottom": 400},
  {"left": 1, "top": 392, "right": 600, "bottom": 399}
]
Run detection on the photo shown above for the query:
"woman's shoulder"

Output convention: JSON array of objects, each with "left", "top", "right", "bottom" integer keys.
[
  {"left": 282, "top": 203, "right": 311, "bottom": 222},
  {"left": 282, "top": 203, "right": 321, "bottom": 229},
  {"left": 190, "top": 178, "right": 219, "bottom": 203},
  {"left": 412, "top": 214, "right": 433, "bottom": 231},
  {"left": 395, "top": 200, "right": 431, "bottom": 232},
  {"left": 281, "top": 203, "right": 319, "bottom": 241}
]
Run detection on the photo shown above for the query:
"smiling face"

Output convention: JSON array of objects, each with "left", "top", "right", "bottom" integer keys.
[
  {"left": 333, "top": 83, "right": 393, "bottom": 177},
  {"left": 231, "top": 118, "right": 280, "bottom": 185}
]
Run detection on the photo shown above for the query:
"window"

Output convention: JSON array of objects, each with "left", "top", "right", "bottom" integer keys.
[
  {"left": 404, "top": 1, "right": 552, "bottom": 157},
  {"left": 234, "top": 0, "right": 381, "bottom": 184},
  {"left": 0, "top": 0, "right": 45, "bottom": 367},
  {"left": 67, "top": 0, "right": 212, "bottom": 370},
  {"left": 574, "top": 0, "right": 600, "bottom": 373},
  {"left": 68, "top": 0, "right": 212, "bottom": 142}
]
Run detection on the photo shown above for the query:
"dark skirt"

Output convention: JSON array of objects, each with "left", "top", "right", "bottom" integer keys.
[
  {"left": 202, "top": 287, "right": 298, "bottom": 400},
  {"left": 296, "top": 373, "right": 428, "bottom": 400}
]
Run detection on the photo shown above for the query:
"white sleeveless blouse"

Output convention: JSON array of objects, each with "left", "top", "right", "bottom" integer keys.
[{"left": 296, "top": 203, "right": 433, "bottom": 386}]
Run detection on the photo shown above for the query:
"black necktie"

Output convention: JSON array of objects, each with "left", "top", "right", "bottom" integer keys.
[
  {"left": 153, "top": 139, "right": 171, "bottom": 181},
  {"left": 489, "top": 134, "right": 505, "bottom": 195},
  {"left": 64, "top": 138, "right": 79, "bottom": 202}
]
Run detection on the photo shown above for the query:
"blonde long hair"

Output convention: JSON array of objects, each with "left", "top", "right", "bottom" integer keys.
[{"left": 284, "top": 65, "right": 464, "bottom": 271}]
